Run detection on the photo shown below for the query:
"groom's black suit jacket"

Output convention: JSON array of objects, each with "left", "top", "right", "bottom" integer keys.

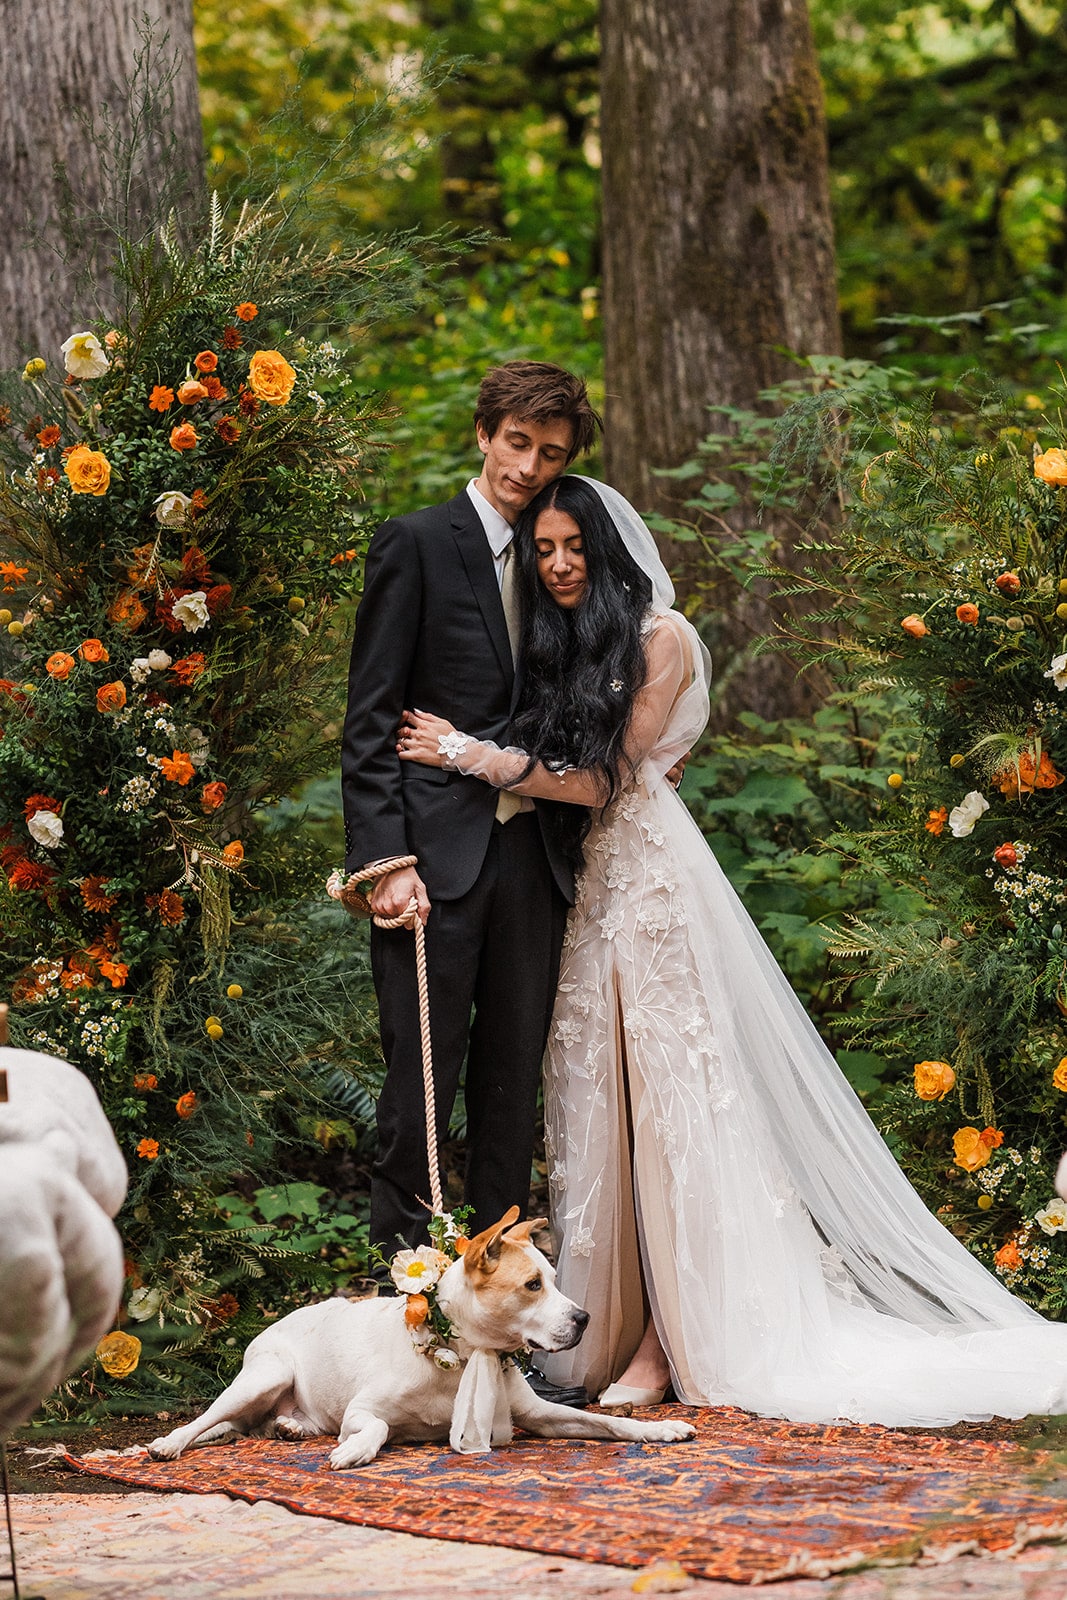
[{"left": 341, "top": 490, "right": 573, "bottom": 905}]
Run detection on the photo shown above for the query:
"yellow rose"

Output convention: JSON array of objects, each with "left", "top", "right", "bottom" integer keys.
[
  {"left": 914, "top": 1060, "right": 956, "bottom": 1101},
  {"left": 1034, "top": 447, "right": 1067, "bottom": 487},
  {"left": 952, "top": 1126, "right": 992, "bottom": 1172},
  {"left": 247, "top": 350, "right": 297, "bottom": 406},
  {"left": 63, "top": 445, "right": 111, "bottom": 496},
  {"left": 95, "top": 1329, "right": 142, "bottom": 1378},
  {"left": 1053, "top": 1057, "right": 1067, "bottom": 1092}
]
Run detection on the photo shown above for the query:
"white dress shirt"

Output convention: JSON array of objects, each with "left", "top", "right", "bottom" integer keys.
[{"left": 466, "top": 479, "right": 513, "bottom": 588}]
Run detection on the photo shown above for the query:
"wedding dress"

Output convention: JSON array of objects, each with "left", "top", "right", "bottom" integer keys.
[{"left": 440, "top": 484, "right": 1067, "bottom": 1427}]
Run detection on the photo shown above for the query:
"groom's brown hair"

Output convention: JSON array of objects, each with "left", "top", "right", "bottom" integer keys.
[{"left": 474, "top": 361, "right": 602, "bottom": 462}]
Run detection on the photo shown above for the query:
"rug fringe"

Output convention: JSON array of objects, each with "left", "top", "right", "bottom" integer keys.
[{"left": 757, "top": 1516, "right": 1067, "bottom": 1584}]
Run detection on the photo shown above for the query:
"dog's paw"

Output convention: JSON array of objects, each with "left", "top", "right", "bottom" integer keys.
[
  {"left": 272, "top": 1415, "right": 314, "bottom": 1442},
  {"left": 147, "top": 1435, "right": 183, "bottom": 1460},
  {"left": 328, "top": 1439, "right": 379, "bottom": 1470},
  {"left": 637, "top": 1420, "right": 697, "bottom": 1443}
]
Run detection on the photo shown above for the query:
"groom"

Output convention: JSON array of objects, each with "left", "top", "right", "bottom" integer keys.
[{"left": 341, "top": 362, "right": 601, "bottom": 1395}]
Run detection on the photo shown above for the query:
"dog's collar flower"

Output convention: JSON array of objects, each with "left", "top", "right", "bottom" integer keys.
[{"left": 390, "top": 1244, "right": 448, "bottom": 1295}]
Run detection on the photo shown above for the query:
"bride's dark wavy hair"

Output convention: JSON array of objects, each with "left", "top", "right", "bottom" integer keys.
[{"left": 510, "top": 477, "right": 653, "bottom": 863}]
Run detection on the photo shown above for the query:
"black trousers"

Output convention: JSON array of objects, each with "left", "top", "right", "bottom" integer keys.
[{"left": 369, "top": 813, "right": 569, "bottom": 1254}]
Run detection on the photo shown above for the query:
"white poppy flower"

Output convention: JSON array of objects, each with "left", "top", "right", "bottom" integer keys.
[
  {"left": 154, "top": 490, "right": 193, "bottom": 526},
  {"left": 948, "top": 791, "right": 989, "bottom": 838},
  {"left": 1035, "top": 1198, "right": 1067, "bottom": 1236},
  {"left": 130, "top": 657, "right": 152, "bottom": 685},
  {"left": 147, "top": 649, "right": 173, "bottom": 671},
  {"left": 60, "top": 331, "right": 109, "bottom": 378},
  {"left": 1045, "top": 654, "right": 1067, "bottom": 692},
  {"left": 389, "top": 1244, "right": 447, "bottom": 1294},
  {"left": 172, "top": 590, "right": 210, "bottom": 632},
  {"left": 127, "top": 1286, "right": 163, "bottom": 1321},
  {"left": 27, "top": 809, "right": 63, "bottom": 848}
]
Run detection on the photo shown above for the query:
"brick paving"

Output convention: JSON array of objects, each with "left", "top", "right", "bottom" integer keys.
[{"left": 6, "top": 1491, "right": 1067, "bottom": 1599}]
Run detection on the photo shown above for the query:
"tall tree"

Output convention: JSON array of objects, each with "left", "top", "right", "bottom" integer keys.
[{"left": 0, "top": 0, "right": 204, "bottom": 369}]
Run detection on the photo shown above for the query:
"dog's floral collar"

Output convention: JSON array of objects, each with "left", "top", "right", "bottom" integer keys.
[{"left": 389, "top": 1211, "right": 468, "bottom": 1370}]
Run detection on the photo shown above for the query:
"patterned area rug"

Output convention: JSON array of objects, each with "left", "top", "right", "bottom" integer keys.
[{"left": 67, "top": 1406, "right": 1067, "bottom": 1585}]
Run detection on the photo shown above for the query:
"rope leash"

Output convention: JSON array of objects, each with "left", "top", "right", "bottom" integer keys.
[{"left": 340, "top": 857, "right": 443, "bottom": 1218}]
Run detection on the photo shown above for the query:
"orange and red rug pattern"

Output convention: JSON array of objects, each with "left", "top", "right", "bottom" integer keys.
[{"left": 67, "top": 1406, "right": 1067, "bottom": 1584}]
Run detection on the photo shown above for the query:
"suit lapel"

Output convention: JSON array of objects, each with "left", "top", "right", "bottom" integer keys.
[{"left": 450, "top": 492, "right": 514, "bottom": 691}]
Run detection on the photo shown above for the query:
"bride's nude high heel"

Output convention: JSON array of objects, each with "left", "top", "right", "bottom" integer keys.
[{"left": 597, "top": 1381, "right": 669, "bottom": 1413}]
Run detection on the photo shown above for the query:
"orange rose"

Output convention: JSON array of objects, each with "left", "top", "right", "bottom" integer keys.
[
  {"left": 914, "top": 1060, "right": 956, "bottom": 1101},
  {"left": 45, "top": 650, "right": 75, "bottom": 680},
  {"left": 78, "top": 638, "right": 109, "bottom": 662},
  {"left": 222, "top": 840, "right": 244, "bottom": 864},
  {"left": 149, "top": 385, "right": 175, "bottom": 412},
  {"left": 1053, "top": 1058, "right": 1067, "bottom": 1092},
  {"left": 95, "top": 1330, "right": 141, "bottom": 1377},
  {"left": 952, "top": 1126, "right": 994, "bottom": 1172},
  {"left": 177, "top": 378, "right": 209, "bottom": 405},
  {"left": 193, "top": 350, "right": 218, "bottom": 373},
  {"left": 1034, "top": 448, "right": 1067, "bottom": 487},
  {"left": 248, "top": 349, "right": 297, "bottom": 406},
  {"left": 404, "top": 1293, "right": 430, "bottom": 1328},
  {"left": 901, "top": 614, "right": 928, "bottom": 638},
  {"left": 955, "top": 603, "right": 979, "bottom": 624},
  {"left": 169, "top": 422, "right": 199, "bottom": 451},
  {"left": 925, "top": 807, "right": 948, "bottom": 836},
  {"left": 160, "top": 750, "right": 196, "bottom": 785},
  {"left": 108, "top": 589, "right": 147, "bottom": 630},
  {"left": 995, "top": 572, "right": 1021, "bottom": 595},
  {"left": 235, "top": 302, "right": 258, "bottom": 321},
  {"left": 136, "top": 1137, "right": 159, "bottom": 1161},
  {"left": 992, "top": 842, "right": 1017, "bottom": 868},
  {"left": 63, "top": 444, "right": 111, "bottom": 495},
  {"left": 994, "top": 1239, "right": 1022, "bottom": 1273},
  {"left": 96, "top": 680, "right": 127, "bottom": 713},
  {"left": 175, "top": 1091, "right": 198, "bottom": 1119},
  {"left": 201, "top": 781, "right": 227, "bottom": 812}
]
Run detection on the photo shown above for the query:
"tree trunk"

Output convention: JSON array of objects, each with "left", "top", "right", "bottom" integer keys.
[
  {"left": 0, "top": 0, "right": 203, "bottom": 370},
  {"left": 601, "top": 0, "right": 841, "bottom": 721}
]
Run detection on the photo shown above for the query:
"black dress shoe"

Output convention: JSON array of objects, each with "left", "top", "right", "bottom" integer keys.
[{"left": 525, "top": 1368, "right": 589, "bottom": 1408}]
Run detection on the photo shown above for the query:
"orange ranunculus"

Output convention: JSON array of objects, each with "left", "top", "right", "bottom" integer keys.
[
  {"left": 80, "top": 875, "right": 118, "bottom": 912},
  {"left": 404, "top": 1293, "right": 430, "bottom": 1328},
  {"left": 235, "top": 302, "right": 258, "bottom": 321},
  {"left": 136, "top": 1138, "right": 159, "bottom": 1161},
  {"left": 23, "top": 793, "right": 61, "bottom": 819},
  {"left": 215, "top": 415, "right": 241, "bottom": 443},
  {"left": 170, "top": 652, "right": 206, "bottom": 685},
  {"left": 994, "top": 1239, "right": 1022, "bottom": 1273},
  {"left": 1053, "top": 1057, "right": 1067, "bottom": 1092},
  {"left": 925, "top": 807, "right": 948, "bottom": 836},
  {"left": 177, "top": 378, "right": 209, "bottom": 405},
  {"left": 36, "top": 424, "right": 61, "bottom": 448},
  {"left": 109, "top": 589, "right": 147, "bottom": 630},
  {"left": 45, "top": 650, "right": 75, "bottom": 679},
  {"left": 995, "top": 571, "right": 1021, "bottom": 595},
  {"left": 222, "top": 840, "right": 244, "bottom": 864},
  {"left": 248, "top": 349, "right": 296, "bottom": 406},
  {"left": 194, "top": 350, "right": 218, "bottom": 373},
  {"left": 1034, "top": 448, "right": 1067, "bottom": 487},
  {"left": 992, "top": 749, "right": 1065, "bottom": 798},
  {"left": 914, "top": 1060, "right": 956, "bottom": 1101},
  {"left": 992, "top": 842, "right": 1018, "bottom": 868},
  {"left": 169, "top": 422, "right": 199, "bottom": 451},
  {"left": 160, "top": 750, "right": 196, "bottom": 785},
  {"left": 63, "top": 444, "right": 111, "bottom": 495},
  {"left": 201, "top": 780, "right": 227, "bottom": 812},
  {"left": 901, "top": 614, "right": 928, "bottom": 638},
  {"left": 149, "top": 385, "right": 175, "bottom": 412},
  {"left": 222, "top": 325, "right": 243, "bottom": 349},
  {"left": 955, "top": 603, "right": 979, "bottom": 624},
  {"left": 952, "top": 1126, "right": 998, "bottom": 1171},
  {"left": 134, "top": 1073, "right": 158, "bottom": 1091},
  {"left": 95, "top": 1329, "right": 141, "bottom": 1377},
  {"left": 98, "top": 957, "right": 129, "bottom": 988},
  {"left": 175, "top": 1090, "right": 198, "bottom": 1119},
  {"left": 96, "top": 680, "right": 126, "bottom": 713},
  {"left": 78, "top": 637, "right": 109, "bottom": 662}
]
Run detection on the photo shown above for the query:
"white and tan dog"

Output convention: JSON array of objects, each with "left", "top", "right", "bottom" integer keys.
[{"left": 149, "top": 1208, "right": 694, "bottom": 1468}]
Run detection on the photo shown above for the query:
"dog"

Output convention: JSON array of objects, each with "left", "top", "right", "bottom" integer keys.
[{"left": 149, "top": 1207, "right": 695, "bottom": 1468}]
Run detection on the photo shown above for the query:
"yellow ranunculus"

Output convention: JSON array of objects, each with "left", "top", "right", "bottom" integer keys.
[
  {"left": 914, "top": 1060, "right": 956, "bottom": 1101},
  {"left": 952, "top": 1126, "right": 992, "bottom": 1172},
  {"left": 63, "top": 445, "right": 111, "bottom": 496},
  {"left": 248, "top": 349, "right": 297, "bottom": 406},
  {"left": 95, "top": 1329, "right": 142, "bottom": 1377},
  {"left": 1034, "top": 447, "right": 1067, "bottom": 487},
  {"left": 1053, "top": 1057, "right": 1067, "bottom": 1092}
]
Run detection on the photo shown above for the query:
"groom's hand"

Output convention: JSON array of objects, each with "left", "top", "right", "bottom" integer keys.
[{"left": 370, "top": 865, "right": 431, "bottom": 926}]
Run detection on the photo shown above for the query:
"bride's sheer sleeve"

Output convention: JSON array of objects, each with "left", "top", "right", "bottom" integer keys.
[{"left": 444, "top": 616, "right": 694, "bottom": 805}]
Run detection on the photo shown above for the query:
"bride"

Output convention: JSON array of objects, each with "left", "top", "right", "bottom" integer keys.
[{"left": 398, "top": 474, "right": 1067, "bottom": 1427}]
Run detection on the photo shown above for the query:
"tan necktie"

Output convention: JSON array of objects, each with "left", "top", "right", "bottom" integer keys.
[{"left": 495, "top": 541, "right": 523, "bottom": 823}]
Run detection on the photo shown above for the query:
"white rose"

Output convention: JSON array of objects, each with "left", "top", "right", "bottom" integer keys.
[
  {"left": 948, "top": 791, "right": 989, "bottom": 838},
  {"left": 130, "top": 657, "right": 152, "bottom": 684},
  {"left": 60, "top": 331, "right": 109, "bottom": 378},
  {"left": 154, "top": 490, "right": 193, "bottom": 526},
  {"left": 27, "top": 809, "right": 64, "bottom": 848},
  {"left": 1045, "top": 654, "right": 1067, "bottom": 693},
  {"left": 172, "top": 590, "right": 210, "bottom": 632},
  {"left": 147, "top": 648, "right": 172, "bottom": 671},
  {"left": 127, "top": 1286, "right": 163, "bottom": 1321}
]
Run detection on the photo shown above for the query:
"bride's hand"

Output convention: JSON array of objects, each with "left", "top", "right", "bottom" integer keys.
[{"left": 397, "top": 709, "right": 456, "bottom": 767}]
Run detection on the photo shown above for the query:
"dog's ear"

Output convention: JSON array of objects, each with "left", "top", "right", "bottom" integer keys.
[
  {"left": 502, "top": 1217, "right": 548, "bottom": 1246},
  {"left": 463, "top": 1205, "right": 521, "bottom": 1275}
]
